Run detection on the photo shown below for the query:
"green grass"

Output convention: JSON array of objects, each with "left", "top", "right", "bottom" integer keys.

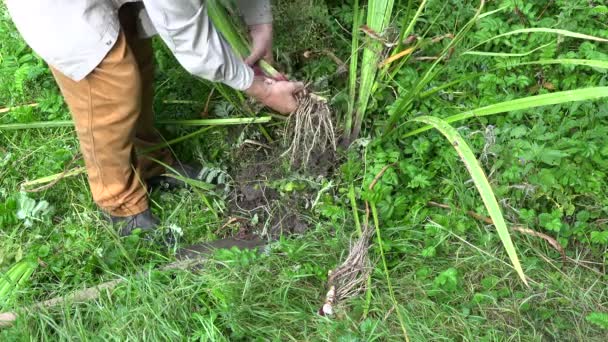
[{"left": 2, "top": 0, "right": 608, "bottom": 340}]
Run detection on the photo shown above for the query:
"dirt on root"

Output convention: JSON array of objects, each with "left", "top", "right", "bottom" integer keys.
[{"left": 224, "top": 142, "right": 335, "bottom": 241}]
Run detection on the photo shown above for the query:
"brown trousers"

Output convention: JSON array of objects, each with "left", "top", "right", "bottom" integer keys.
[{"left": 51, "top": 6, "right": 172, "bottom": 217}]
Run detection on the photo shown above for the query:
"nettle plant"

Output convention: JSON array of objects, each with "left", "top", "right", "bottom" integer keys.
[{"left": 343, "top": 0, "right": 608, "bottom": 284}]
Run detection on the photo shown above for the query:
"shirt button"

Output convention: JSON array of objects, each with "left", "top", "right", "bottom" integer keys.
[{"left": 105, "top": 40, "right": 113, "bottom": 46}]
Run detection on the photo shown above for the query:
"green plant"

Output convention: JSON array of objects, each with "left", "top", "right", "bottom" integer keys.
[
  {"left": 0, "top": 260, "right": 37, "bottom": 310},
  {"left": 586, "top": 312, "right": 608, "bottom": 330},
  {"left": 345, "top": 0, "right": 396, "bottom": 141}
]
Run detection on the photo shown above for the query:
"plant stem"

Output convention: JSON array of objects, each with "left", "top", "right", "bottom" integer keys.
[{"left": 0, "top": 117, "right": 272, "bottom": 131}]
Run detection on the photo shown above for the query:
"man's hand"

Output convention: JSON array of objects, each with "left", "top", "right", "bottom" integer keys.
[
  {"left": 245, "top": 23, "right": 273, "bottom": 66},
  {"left": 245, "top": 77, "right": 304, "bottom": 115}
]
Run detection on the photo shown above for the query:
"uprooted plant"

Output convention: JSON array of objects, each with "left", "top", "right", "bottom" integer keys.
[
  {"left": 284, "top": 90, "right": 336, "bottom": 167},
  {"left": 207, "top": 0, "right": 337, "bottom": 168}
]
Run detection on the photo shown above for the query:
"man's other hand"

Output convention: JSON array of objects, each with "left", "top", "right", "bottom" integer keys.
[
  {"left": 245, "top": 77, "right": 304, "bottom": 115},
  {"left": 245, "top": 23, "right": 273, "bottom": 66}
]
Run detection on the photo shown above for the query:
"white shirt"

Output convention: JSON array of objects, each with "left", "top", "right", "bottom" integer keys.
[{"left": 5, "top": 0, "right": 272, "bottom": 90}]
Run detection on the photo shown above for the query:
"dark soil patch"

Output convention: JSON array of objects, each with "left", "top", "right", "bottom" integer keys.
[{"left": 225, "top": 142, "right": 333, "bottom": 240}]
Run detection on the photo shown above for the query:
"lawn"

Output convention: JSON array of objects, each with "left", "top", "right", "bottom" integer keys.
[{"left": 1, "top": 0, "right": 608, "bottom": 340}]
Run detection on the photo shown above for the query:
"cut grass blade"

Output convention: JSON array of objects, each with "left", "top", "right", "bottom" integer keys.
[
  {"left": 157, "top": 117, "right": 271, "bottom": 127},
  {"left": 515, "top": 59, "right": 608, "bottom": 70},
  {"left": 0, "top": 103, "right": 38, "bottom": 114},
  {"left": 418, "top": 59, "right": 608, "bottom": 100},
  {"left": 468, "top": 28, "right": 608, "bottom": 52},
  {"left": 404, "top": 87, "right": 608, "bottom": 137},
  {"left": 408, "top": 116, "right": 528, "bottom": 285},
  {"left": 20, "top": 125, "right": 224, "bottom": 190},
  {"left": 370, "top": 203, "right": 410, "bottom": 341},
  {"left": 462, "top": 42, "right": 554, "bottom": 57},
  {"left": 0, "top": 117, "right": 272, "bottom": 131}
]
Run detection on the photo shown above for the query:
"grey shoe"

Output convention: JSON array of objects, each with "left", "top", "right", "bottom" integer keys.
[
  {"left": 110, "top": 209, "right": 176, "bottom": 246},
  {"left": 147, "top": 162, "right": 202, "bottom": 190},
  {"left": 110, "top": 209, "right": 160, "bottom": 237}
]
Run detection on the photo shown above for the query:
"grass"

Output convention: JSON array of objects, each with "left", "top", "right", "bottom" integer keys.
[{"left": 2, "top": 0, "right": 608, "bottom": 340}]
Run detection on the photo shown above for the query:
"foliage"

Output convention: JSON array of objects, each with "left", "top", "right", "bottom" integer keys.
[
  {"left": 1, "top": 0, "right": 608, "bottom": 340},
  {"left": 586, "top": 312, "right": 608, "bottom": 330},
  {"left": 0, "top": 260, "right": 37, "bottom": 310}
]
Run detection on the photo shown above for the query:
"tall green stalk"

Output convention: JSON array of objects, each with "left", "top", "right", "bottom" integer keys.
[
  {"left": 207, "top": 0, "right": 282, "bottom": 79},
  {"left": 345, "top": 0, "right": 361, "bottom": 135},
  {"left": 349, "top": 0, "right": 395, "bottom": 141}
]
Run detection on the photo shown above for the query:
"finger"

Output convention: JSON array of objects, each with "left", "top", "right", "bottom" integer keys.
[
  {"left": 272, "top": 72, "right": 289, "bottom": 82},
  {"left": 263, "top": 51, "right": 274, "bottom": 64},
  {"left": 289, "top": 81, "right": 305, "bottom": 93},
  {"left": 263, "top": 77, "right": 276, "bottom": 85},
  {"left": 244, "top": 47, "right": 266, "bottom": 66}
]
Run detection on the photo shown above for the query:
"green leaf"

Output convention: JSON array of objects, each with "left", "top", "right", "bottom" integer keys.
[
  {"left": 539, "top": 212, "right": 562, "bottom": 233},
  {"left": 590, "top": 231, "right": 608, "bottom": 244},
  {"left": 432, "top": 268, "right": 459, "bottom": 292},
  {"left": 586, "top": 312, "right": 608, "bottom": 330},
  {"left": 539, "top": 149, "right": 569, "bottom": 166},
  {"left": 471, "top": 28, "right": 608, "bottom": 51},
  {"left": 408, "top": 116, "right": 528, "bottom": 285},
  {"left": 404, "top": 87, "right": 608, "bottom": 137}
]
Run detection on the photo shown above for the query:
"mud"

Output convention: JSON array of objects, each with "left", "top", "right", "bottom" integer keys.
[{"left": 225, "top": 143, "right": 332, "bottom": 240}]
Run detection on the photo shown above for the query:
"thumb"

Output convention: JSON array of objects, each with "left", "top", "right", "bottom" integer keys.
[{"left": 244, "top": 46, "right": 266, "bottom": 66}]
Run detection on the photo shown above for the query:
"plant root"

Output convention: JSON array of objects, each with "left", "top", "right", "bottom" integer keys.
[
  {"left": 283, "top": 90, "right": 337, "bottom": 168},
  {"left": 319, "top": 225, "right": 373, "bottom": 316}
]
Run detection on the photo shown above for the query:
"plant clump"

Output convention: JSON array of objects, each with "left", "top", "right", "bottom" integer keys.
[{"left": 283, "top": 90, "right": 336, "bottom": 168}]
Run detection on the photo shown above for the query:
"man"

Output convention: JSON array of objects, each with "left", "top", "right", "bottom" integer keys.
[{"left": 6, "top": 1, "right": 302, "bottom": 236}]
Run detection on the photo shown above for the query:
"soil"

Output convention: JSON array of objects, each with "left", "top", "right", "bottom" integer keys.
[{"left": 224, "top": 141, "right": 336, "bottom": 241}]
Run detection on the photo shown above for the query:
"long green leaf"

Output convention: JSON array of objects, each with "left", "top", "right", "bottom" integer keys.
[
  {"left": 206, "top": 0, "right": 250, "bottom": 58},
  {"left": 404, "top": 87, "right": 608, "bottom": 137},
  {"left": 463, "top": 42, "right": 554, "bottom": 57},
  {"left": 469, "top": 27, "right": 608, "bottom": 52},
  {"left": 397, "top": 0, "right": 428, "bottom": 48},
  {"left": 516, "top": 59, "right": 608, "bottom": 70},
  {"left": 409, "top": 116, "right": 528, "bottom": 285},
  {"left": 0, "top": 117, "right": 272, "bottom": 131},
  {"left": 418, "top": 59, "right": 608, "bottom": 99}
]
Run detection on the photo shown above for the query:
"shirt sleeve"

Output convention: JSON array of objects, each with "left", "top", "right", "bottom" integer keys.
[
  {"left": 142, "top": 0, "right": 253, "bottom": 90},
  {"left": 236, "top": 0, "right": 273, "bottom": 25}
]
